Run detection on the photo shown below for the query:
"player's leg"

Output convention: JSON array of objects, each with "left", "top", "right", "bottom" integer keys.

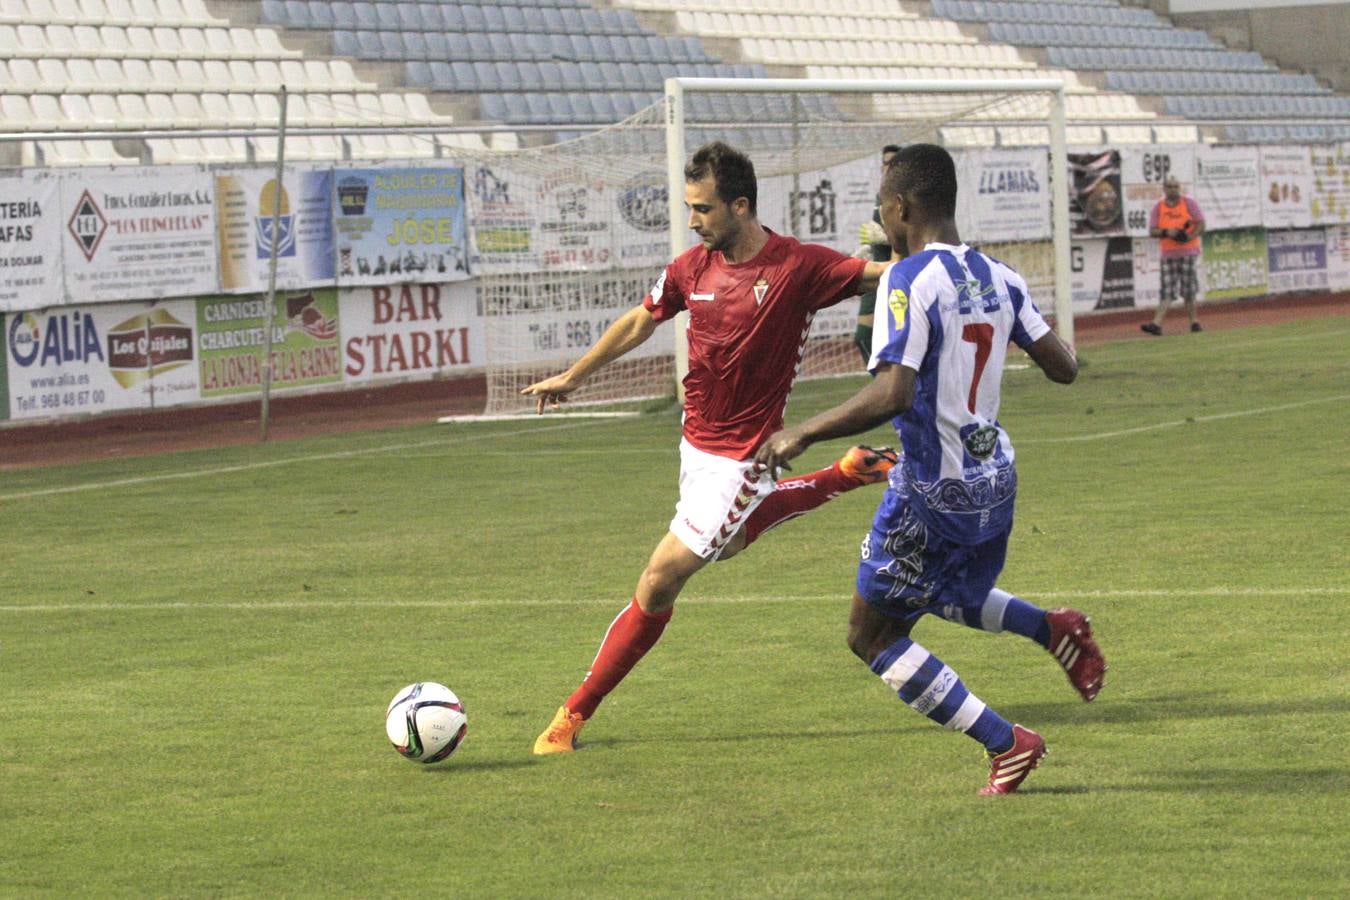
[
  {"left": 533, "top": 533, "right": 707, "bottom": 755},
  {"left": 937, "top": 533, "right": 1107, "bottom": 702},
  {"left": 534, "top": 443, "right": 773, "bottom": 754},
  {"left": 942, "top": 588, "right": 1107, "bottom": 702},
  {"left": 1143, "top": 258, "right": 1173, "bottom": 334},
  {"left": 721, "top": 447, "right": 898, "bottom": 559},
  {"left": 1182, "top": 257, "right": 1201, "bottom": 331},
  {"left": 854, "top": 593, "right": 1045, "bottom": 795},
  {"left": 854, "top": 496, "right": 1045, "bottom": 794}
]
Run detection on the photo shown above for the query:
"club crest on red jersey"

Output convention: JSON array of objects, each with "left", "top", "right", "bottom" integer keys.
[{"left": 753, "top": 277, "right": 769, "bottom": 306}]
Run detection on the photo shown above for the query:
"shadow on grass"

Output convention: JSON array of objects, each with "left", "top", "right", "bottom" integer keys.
[
  {"left": 1028, "top": 767, "right": 1345, "bottom": 796},
  {"left": 582, "top": 724, "right": 908, "bottom": 749},
  {"left": 417, "top": 757, "right": 540, "bottom": 774},
  {"left": 1004, "top": 692, "right": 1350, "bottom": 727}
]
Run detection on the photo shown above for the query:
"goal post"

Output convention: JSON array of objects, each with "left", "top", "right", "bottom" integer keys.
[
  {"left": 663, "top": 76, "right": 1073, "bottom": 395},
  {"left": 467, "top": 76, "right": 1070, "bottom": 416}
]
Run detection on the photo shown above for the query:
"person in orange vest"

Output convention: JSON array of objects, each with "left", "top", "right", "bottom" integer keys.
[{"left": 1142, "top": 175, "right": 1205, "bottom": 335}]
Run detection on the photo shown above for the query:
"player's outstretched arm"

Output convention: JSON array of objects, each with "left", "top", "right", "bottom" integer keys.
[
  {"left": 856, "top": 260, "right": 890, "bottom": 295},
  {"left": 1024, "top": 331, "right": 1078, "bottom": 385},
  {"left": 520, "top": 304, "right": 659, "bottom": 413},
  {"left": 755, "top": 363, "right": 915, "bottom": 472}
]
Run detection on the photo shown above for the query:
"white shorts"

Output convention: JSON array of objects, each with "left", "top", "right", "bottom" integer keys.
[{"left": 670, "top": 439, "right": 777, "bottom": 559}]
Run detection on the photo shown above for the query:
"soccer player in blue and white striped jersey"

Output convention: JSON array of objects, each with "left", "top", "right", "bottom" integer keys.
[{"left": 755, "top": 144, "right": 1106, "bottom": 795}]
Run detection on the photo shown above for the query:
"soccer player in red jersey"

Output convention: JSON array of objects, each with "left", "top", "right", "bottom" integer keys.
[{"left": 523, "top": 142, "right": 894, "bottom": 754}]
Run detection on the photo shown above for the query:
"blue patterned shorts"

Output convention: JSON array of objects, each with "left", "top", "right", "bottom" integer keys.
[{"left": 856, "top": 486, "right": 1010, "bottom": 621}]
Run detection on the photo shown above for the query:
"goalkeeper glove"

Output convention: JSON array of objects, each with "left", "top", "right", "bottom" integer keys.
[{"left": 858, "top": 220, "right": 887, "bottom": 247}]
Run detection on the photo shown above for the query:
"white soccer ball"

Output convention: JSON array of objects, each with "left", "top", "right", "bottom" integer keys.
[{"left": 385, "top": 682, "right": 468, "bottom": 764}]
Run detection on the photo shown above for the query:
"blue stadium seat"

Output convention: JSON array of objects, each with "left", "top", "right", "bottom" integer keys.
[
  {"left": 405, "top": 60, "right": 433, "bottom": 86},
  {"left": 522, "top": 32, "right": 552, "bottom": 60},
  {"left": 396, "top": 5, "right": 420, "bottom": 31},
  {"left": 332, "top": 2, "right": 356, "bottom": 30},
  {"left": 461, "top": 6, "right": 486, "bottom": 31},
  {"left": 539, "top": 8, "right": 566, "bottom": 33},
  {"left": 352, "top": 3, "right": 378, "bottom": 32},
  {"left": 534, "top": 60, "right": 561, "bottom": 90},
  {"left": 440, "top": 5, "right": 464, "bottom": 31},
  {"left": 471, "top": 61, "right": 497, "bottom": 91},
  {"left": 487, "top": 32, "right": 512, "bottom": 60},
  {"left": 494, "top": 61, "right": 522, "bottom": 92},
  {"left": 308, "top": 2, "right": 335, "bottom": 29},
  {"left": 332, "top": 31, "right": 361, "bottom": 57},
  {"left": 502, "top": 6, "right": 527, "bottom": 32},
  {"left": 403, "top": 31, "right": 428, "bottom": 59},
  {"left": 378, "top": 31, "right": 406, "bottom": 60},
  {"left": 446, "top": 60, "right": 473, "bottom": 90}
]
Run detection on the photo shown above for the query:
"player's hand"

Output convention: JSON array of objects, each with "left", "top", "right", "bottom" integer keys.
[
  {"left": 520, "top": 372, "right": 580, "bottom": 414},
  {"left": 754, "top": 428, "right": 810, "bottom": 477},
  {"left": 859, "top": 220, "right": 887, "bottom": 247}
]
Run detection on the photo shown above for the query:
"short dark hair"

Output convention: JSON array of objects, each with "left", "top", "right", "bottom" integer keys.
[
  {"left": 882, "top": 143, "right": 957, "bottom": 218},
  {"left": 881, "top": 144, "right": 902, "bottom": 157},
  {"left": 685, "top": 141, "right": 757, "bottom": 214}
]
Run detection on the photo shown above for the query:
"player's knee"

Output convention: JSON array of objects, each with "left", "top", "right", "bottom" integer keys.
[
  {"left": 846, "top": 625, "right": 878, "bottom": 664},
  {"left": 638, "top": 562, "right": 691, "bottom": 605}
]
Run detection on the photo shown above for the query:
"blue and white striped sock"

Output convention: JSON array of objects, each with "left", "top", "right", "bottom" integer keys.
[
  {"left": 870, "top": 636, "right": 1014, "bottom": 754},
  {"left": 940, "top": 588, "right": 1051, "bottom": 648}
]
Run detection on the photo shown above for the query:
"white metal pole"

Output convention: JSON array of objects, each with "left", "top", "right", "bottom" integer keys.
[
  {"left": 1048, "top": 85, "right": 1074, "bottom": 347},
  {"left": 260, "top": 85, "right": 288, "bottom": 442},
  {"left": 664, "top": 78, "right": 689, "bottom": 402}
]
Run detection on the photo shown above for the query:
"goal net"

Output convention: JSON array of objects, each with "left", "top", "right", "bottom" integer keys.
[{"left": 466, "top": 78, "right": 1069, "bottom": 416}]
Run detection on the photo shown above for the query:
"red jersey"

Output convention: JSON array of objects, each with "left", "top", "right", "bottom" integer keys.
[{"left": 642, "top": 230, "right": 867, "bottom": 459}]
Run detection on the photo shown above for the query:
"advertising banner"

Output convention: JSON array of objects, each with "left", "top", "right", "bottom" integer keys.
[
  {"left": 1266, "top": 227, "right": 1328, "bottom": 293},
  {"left": 216, "top": 167, "right": 335, "bottom": 293},
  {"left": 5, "top": 299, "right": 200, "bottom": 420},
  {"left": 1194, "top": 145, "right": 1262, "bottom": 231},
  {"left": 197, "top": 289, "right": 341, "bottom": 397},
  {"left": 466, "top": 160, "right": 630, "bottom": 274},
  {"left": 0, "top": 312, "right": 7, "bottom": 420},
  {"left": 334, "top": 167, "right": 469, "bottom": 286},
  {"left": 1068, "top": 149, "right": 1124, "bottom": 237},
  {"left": 1309, "top": 142, "right": 1350, "bottom": 226},
  {"left": 1132, "top": 237, "right": 1162, "bottom": 309},
  {"left": 340, "top": 281, "right": 484, "bottom": 383},
  {"left": 477, "top": 268, "right": 671, "bottom": 366},
  {"left": 60, "top": 166, "right": 217, "bottom": 304},
  {"left": 1070, "top": 237, "right": 1136, "bottom": 312},
  {"left": 758, "top": 155, "right": 878, "bottom": 258},
  {"left": 1201, "top": 227, "right": 1268, "bottom": 301},
  {"left": 1325, "top": 224, "right": 1350, "bottom": 291},
  {"left": 610, "top": 166, "right": 670, "bottom": 269},
  {"left": 1259, "top": 146, "right": 1314, "bottom": 229},
  {"left": 956, "top": 148, "right": 1052, "bottom": 243},
  {"left": 1121, "top": 145, "right": 1196, "bottom": 238},
  {"left": 0, "top": 170, "right": 61, "bottom": 313}
]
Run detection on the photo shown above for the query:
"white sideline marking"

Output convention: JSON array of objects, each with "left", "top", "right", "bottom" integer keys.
[
  {"left": 4, "top": 391, "right": 1345, "bottom": 501},
  {"left": 1019, "top": 393, "right": 1350, "bottom": 444},
  {"left": 0, "top": 418, "right": 612, "bottom": 503},
  {"left": 438, "top": 411, "right": 640, "bottom": 423},
  {"left": 2, "top": 586, "right": 1345, "bottom": 613}
]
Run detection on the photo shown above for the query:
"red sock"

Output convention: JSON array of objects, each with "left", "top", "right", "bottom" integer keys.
[
  {"left": 741, "top": 462, "right": 855, "bottom": 547},
  {"left": 567, "top": 598, "right": 673, "bottom": 719}
]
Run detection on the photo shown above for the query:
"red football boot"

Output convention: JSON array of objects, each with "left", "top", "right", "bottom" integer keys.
[
  {"left": 1045, "top": 607, "right": 1107, "bottom": 702},
  {"left": 979, "top": 725, "right": 1047, "bottom": 796}
]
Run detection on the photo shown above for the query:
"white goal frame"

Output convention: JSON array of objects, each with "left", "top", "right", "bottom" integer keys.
[{"left": 662, "top": 77, "right": 1073, "bottom": 392}]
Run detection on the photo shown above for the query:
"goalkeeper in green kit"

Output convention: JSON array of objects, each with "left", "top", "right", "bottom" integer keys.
[{"left": 853, "top": 144, "right": 904, "bottom": 363}]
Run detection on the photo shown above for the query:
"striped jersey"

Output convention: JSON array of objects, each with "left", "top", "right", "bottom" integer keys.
[
  {"left": 644, "top": 230, "right": 866, "bottom": 459},
  {"left": 869, "top": 242, "right": 1051, "bottom": 544}
]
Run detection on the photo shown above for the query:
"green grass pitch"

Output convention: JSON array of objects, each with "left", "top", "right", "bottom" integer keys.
[{"left": 2, "top": 316, "right": 1347, "bottom": 897}]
